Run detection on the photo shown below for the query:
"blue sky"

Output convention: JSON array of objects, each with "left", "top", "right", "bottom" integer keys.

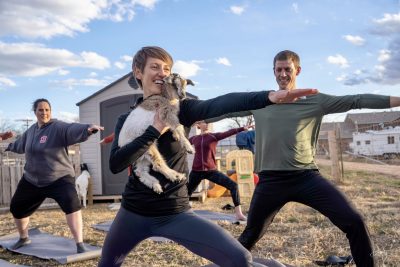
[{"left": 1, "top": 0, "right": 399, "bottom": 131}]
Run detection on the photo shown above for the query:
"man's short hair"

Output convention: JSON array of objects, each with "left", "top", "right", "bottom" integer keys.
[
  {"left": 132, "top": 46, "right": 173, "bottom": 87},
  {"left": 273, "top": 50, "right": 300, "bottom": 69}
]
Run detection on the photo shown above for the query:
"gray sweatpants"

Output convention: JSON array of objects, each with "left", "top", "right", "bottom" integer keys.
[{"left": 98, "top": 207, "right": 259, "bottom": 267}]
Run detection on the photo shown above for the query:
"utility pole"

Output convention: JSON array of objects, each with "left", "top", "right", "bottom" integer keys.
[{"left": 16, "top": 119, "right": 34, "bottom": 131}]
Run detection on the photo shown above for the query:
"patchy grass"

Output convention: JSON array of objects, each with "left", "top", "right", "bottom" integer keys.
[{"left": 0, "top": 166, "right": 399, "bottom": 266}]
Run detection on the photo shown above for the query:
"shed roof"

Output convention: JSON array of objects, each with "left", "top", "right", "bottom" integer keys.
[{"left": 345, "top": 111, "right": 400, "bottom": 124}]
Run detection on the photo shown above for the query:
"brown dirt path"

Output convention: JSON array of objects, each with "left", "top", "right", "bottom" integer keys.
[{"left": 316, "top": 158, "right": 400, "bottom": 178}]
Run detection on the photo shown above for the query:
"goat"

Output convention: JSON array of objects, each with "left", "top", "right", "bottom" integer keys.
[
  {"left": 118, "top": 73, "right": 194, "bottom": 193},
  {"left": 75, "top": 163, "right": 90, "bottom": 207}
]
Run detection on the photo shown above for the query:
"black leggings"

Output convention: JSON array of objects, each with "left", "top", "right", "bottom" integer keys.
[
  {"left": 238, "top": 170, "right": 374, "bottom": 267},
  {"left": 188, "top": 170, "right": 241, "bottom": 206},
  {"left": 98, "top": 207, "right": 255, "bottom": 267}
]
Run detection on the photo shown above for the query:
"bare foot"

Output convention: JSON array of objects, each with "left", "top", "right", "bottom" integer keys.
[
  {"left": 235, "top": 214, "right": 247, "bottom": 221},
  {"left": 234, "top": 205, "right": 247, "bottom": 221}
]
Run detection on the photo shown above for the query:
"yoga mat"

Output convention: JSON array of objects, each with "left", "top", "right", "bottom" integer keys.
[{"left": 0, "top": 228, "right": 101, "bottom": 264}]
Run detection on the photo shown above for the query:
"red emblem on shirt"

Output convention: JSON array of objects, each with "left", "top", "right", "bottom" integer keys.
[{"left": 40, "top": 136, "right": 47, "bottom": 143}]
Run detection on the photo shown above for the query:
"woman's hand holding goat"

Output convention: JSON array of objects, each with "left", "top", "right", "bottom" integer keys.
[{"left": 153, "top": 109, "right": 169, "bottom": 134}]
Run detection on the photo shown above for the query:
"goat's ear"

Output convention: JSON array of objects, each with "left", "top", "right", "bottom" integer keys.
[{"left": 186, "top": 79, "right": 194, "bottom": 86}]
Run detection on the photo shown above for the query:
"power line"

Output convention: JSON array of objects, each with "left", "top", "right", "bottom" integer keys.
[{"left": 15, "top": 119, "right": 34, "bottom": 131}]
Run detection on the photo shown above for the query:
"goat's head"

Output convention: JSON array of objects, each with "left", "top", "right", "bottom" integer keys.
[
  {"left": 162, "top": 73, "right": 194, "bottom": 100},
  {"left": 80, "top": 163, "right": 89, "bottom": 172}
]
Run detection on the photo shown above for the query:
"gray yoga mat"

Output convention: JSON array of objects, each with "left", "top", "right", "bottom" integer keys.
[
  {"left": 193, "top": 210, "right": 246, "bottom": 224},
  {"left": 0, "top": 228, "right": 101, "bottom": 264},
  {"left": 0, "top": 259, "right": 30, "bottom": 267},
  {"left": 91, "top": 221, "right": 171, "bottom": 243},
  {"left": 202, "top": 257, "right": 296, "bottom": 267}
]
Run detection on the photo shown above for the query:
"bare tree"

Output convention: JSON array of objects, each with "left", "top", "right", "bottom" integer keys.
[
  {"left": 0, "top": 119, "right": 24, "bottom": 136},
  {"left": 228, "top": 115, "right": 254, "bottom": 129}
]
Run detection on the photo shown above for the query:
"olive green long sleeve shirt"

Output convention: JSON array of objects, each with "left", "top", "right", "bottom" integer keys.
[{"left": 206, "top": 93, "right": 390, "bottom": 172}]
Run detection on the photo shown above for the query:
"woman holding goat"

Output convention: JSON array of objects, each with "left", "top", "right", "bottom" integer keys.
[{"left": 98, "top": 46, "right": 317, "bottom": 267}]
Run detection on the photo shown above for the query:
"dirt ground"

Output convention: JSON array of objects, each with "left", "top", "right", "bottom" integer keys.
[
  {"left": 0, "top": 165, "right": 399, "bottom": 267},
  {"left": 316, "top": 158, "right": 400, "bottom": 178}
]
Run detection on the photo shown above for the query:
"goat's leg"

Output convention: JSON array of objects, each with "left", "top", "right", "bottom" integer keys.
[
  {"left": 135, "top": 157, "right": 163, "bottom": 193},
  {"left": 161, "top": 108, "right": 194, "bottom": 154},
  {"left": 75, "top": 186, "right": 82, "bottom": 205},
  {"left": 82, "top": 194, "right": 86, "bottom": 208},
  {"left": 172, "top": 125, "right": 194, "bottom": 154},
  {"left": 148, "top": 145, "right": 186, "bottom": 182}
]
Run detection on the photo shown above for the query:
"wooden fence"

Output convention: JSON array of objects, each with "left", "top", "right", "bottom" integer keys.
[{"left": 0, "top": 165, "right": 24, "bottom": 206}]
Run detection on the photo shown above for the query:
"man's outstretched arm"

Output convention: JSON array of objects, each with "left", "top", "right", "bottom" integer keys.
[{"left": 390, "top": 96, "right": 400, "bottom": 107}]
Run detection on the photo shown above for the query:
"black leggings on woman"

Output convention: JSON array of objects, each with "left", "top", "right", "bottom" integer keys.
[
  {"left": 238, "top": 170, "right": 375, "bottom": 267},
  {"left": 188, "top": 170, "right": 241, "bottom": 206},
  {"left": 98, "top": 207, "right": 256, "bottom": 267}
]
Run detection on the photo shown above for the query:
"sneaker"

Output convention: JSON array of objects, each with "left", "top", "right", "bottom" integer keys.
[
  {"left": 11, "top": 237, "right": 31, "bottom": 250},
  {"left": 76, "top": 242, "right": 87, "bottom": 253}
]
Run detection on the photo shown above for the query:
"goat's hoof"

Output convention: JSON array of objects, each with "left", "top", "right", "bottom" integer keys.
[
  {"left": 153, "top": 184, "right": 163, "bottom": 194},
  {"left": 175, "top": 173, "right": 186, "bottom": 181}
]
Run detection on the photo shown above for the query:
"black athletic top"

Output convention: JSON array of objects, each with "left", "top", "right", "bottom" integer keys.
[{"left": 109, "top": 91, "right": 273, "bottom": 216}]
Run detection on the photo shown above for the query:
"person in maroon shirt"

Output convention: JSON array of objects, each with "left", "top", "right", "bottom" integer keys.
[{"left": 188, "top": 121, "right": 253, "bottom": 221}]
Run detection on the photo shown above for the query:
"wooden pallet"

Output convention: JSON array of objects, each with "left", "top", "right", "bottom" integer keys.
[{"left": 190, "top": 190, "right": 207, "bottom": 203}]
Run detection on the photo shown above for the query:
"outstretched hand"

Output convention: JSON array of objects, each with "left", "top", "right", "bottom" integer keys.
[
  {"left": 88, "top": 125, "right": 104, "bottom": 134},
  {"left": 100, "top": 133, "right": 115, "bottom": 145},
  {"left": 0, "top": 131, "right": 14, "bottom": 141},
  {"left": 268, "top": 89, "right": 318, "bottom": 104}
]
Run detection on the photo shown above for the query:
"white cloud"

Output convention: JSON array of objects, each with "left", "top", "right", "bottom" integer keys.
[
  {"left": 371, "top": 12, "right": 400, "bottom": 35},
  {"left": 121, "top": 55, "right": 132, "bottom": 62},
  {"left": 0, "top": 0, "right": 159, "bottom": 39},
  {"left": 114, "top": 61, "right": 126, "bottom": 69},
  {"left": 89, "top": 72, "right": 98, "bottom": 77},
  {"left": 173, "top": 60, "right": 201, "bottom": 78},
  {"left": 58, "top": 69, "right": 70, "bottom": 76},
  {"left": 57, "top": 111, "right": 79, "bottom": 122},
  {"left": 0, "top": 76, "right": 16, "bottom": 87},
  {"left": 113, "top": 54, "right": 132, "bottom": 69},
  {"left": 327, "top": 54, "right": 349, "bottom": 68},
  {"left": 230, "top": 5, "right": 245, "bottom": 15},
  {"left": 343, "top": 35, "right": 365, "bottom": 46},
  {"left": 0, "top": 42, "right": 110, "bottom": 77},
  {"left": 50, "top": 78, "right": 109, "bottom": 89},
  {"left": 216, "top": 57, "right": 231, "bottom": 66},
  {"left": 292, "top": 3, "right": 299, "bottom": 13},
  {"left": 378, "top": 49, "right": 391, "bottom": 62},
  {"left": 338, "top": 13, "right": 400, "bottom": 86}
]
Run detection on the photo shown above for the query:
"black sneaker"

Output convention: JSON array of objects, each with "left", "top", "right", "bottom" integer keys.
[
  {"left": 11, "top": 237, "right": 31, "bottom": 250},
  {"left": 76, "top": 242, "right": 87, "bottom": 253}
]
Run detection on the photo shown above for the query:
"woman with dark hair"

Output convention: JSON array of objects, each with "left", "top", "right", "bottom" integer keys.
[{"left": 6, "top": 98, "right": 103, "bottom": 253}]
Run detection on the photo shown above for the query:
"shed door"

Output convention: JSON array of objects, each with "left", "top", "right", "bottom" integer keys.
[{"left": 100, "top": 94, "right": 142, "bottom": 195}]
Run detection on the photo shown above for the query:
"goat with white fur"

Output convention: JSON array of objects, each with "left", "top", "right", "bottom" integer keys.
[
  {"left": 75, "top": 163, "right": 90, "bottom": 207},
  {"left": 118, "top": 73, "right": 194, "bottom": 193}
]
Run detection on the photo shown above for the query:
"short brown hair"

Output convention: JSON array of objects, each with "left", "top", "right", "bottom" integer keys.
[
  {"left": 273, "top": 50, "right": 300, "bottom": 69},
  {"left": 132, "top": 46, "right": 173, "bottom": 87}
]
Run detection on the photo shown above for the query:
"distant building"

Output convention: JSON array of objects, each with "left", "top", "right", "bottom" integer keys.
[
  {"left": 318, "top": 111, "right": 400, "bottom": 155},
  {"left": 350, "top": 127, "right": 400, "bottom": 158}
]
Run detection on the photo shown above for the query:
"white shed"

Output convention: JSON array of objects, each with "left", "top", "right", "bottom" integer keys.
[{"left": 76, "top": 73, "right": 197, "bottom": 196}]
